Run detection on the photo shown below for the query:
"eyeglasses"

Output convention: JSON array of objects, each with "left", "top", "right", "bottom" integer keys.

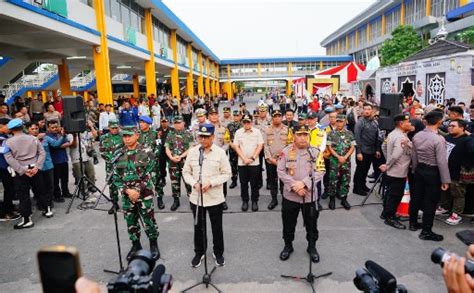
[{"left": 448, "top": 125, "right": 457, "bottom": 128}]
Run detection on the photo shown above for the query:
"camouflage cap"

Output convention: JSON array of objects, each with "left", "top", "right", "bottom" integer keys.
[
  {"left": 173, "top": 115, "right": 184, "bottom": 123},
  {"left": 108, "top": 119, "right": 119, "bottom": 127},
  {"left": 336, "top": 114, "right": 346, "bottom": 121},
  {"left": 232, "top": 109, "right": 241, "bottom": 115},
  {"left": 298, "top": 113, "right": 308, "bottom": 120},
  {"left": 121, "top": 126, "right": 137, "bottom": 135}
]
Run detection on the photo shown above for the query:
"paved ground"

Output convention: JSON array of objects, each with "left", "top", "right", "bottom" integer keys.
[{"left": 0, "top": 94, "right": 472, "bottom": 292}]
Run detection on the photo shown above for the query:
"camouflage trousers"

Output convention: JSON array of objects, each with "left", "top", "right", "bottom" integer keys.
[
  {"left": 154, "top": 168, "right": 165, "bottom": 198},
  {"left": 122, "top": 191, "right": 159, "bottom": 242},
  {"left": 106, "top": 164, "right": 119, "bottom": 203},
  {"left": 169, "top": 161, "right": 191, "bottom": 198},
  {"left": 326, "top": 158, "right": 351, "bottom": 199},
  {"left": 229, "top": 150, "right": 238, "bottom": 182}
]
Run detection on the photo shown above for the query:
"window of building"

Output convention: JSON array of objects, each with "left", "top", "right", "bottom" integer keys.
[
  {"left": 359, "top": 26, "right": 367, "bottom": 47},
  {"left": 414, "top": 0, "right": 426, "bottom": 21},
  {"left": 385, "top": 7, "right": 401, "bottom": 35},
  {"left": 370, "top": 18, "right": 382, "bottom": 41},
  {"left": 405, "top": 0, "right": 415, "bottom": 25}
]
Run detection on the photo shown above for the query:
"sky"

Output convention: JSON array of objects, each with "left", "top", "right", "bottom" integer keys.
[{"left": 163, "top": 0, "right": 374, "bottom": 59}]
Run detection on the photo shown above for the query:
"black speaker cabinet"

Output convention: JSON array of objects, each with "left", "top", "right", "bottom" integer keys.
[
  {"left": 378, "top": 93, "right": 403, "bottom": 131},
  {"left": 62, "top": 96, "right": 86, "bottom": 133}
]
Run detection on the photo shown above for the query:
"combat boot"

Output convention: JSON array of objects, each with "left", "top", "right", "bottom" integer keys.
[
  {"left": 229, "top": 179, "right": 237, "bottom": 189},
  {"left": 126, "top": 240, "right": 142, "bottom": 261},
  {"left": 157, "top": 197, "right": 165, "bottom": 210},
  {"left": 150, "top": 239, "right": 160, "bottom": 260},
  {"left": 170, "top": 197, "right": 180, "bottom": 211},
  {"left": 267, "top": 196, "right": 278, "bottom": 210},
  {"left": 307, "top": 245, "right": 320, "bottom": 263},
  {"left": 341, "top": 198, "right": 351, "bottom": 210},
  {"left": 279, "top": 244, "right": 294, "bottom": 261},
  {"left": 328, "top": 196, "right": 336, "bottom": 210}
]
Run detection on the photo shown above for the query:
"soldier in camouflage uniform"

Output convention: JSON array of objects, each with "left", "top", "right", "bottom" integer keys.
[
  {"left": 208, "top": 108, "right": 230, "bottom": 210},
  {"left": 112, "top": 126, "right": 160, "bottom": 261},
  {"left": 165, "top": 115, "right": 194, "bottom": 211},
  {"left": 99, "top": 119, "right": 123, "bottom": 213},
  {"left": 227, "top": 110, "right": 241, "bottom": 189},
  {"left": 155, "top": 118, "right": 173, "bottom": 209},
  {"left": 326, "top": 114, "right": 355, "bottom": 210}
]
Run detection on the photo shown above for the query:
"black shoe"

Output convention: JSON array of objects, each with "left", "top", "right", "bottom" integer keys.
[
  {"left": 222, "top": 202, "right": 228, "bottom": 211},
  {"left": 266, "top": 184, "right": 270, "bottom": 190},
  {"left": 170, "top": 198, "right": 180, "bottom": 211},
  {"left": 353, "top": 189, "right": 368, "bottom": 196},
  {"left": 384, "top": 218, "right": 406, "bottom": 229},
  {"left": 268, "top": 197, "right": 278, "bottom": 210},
  {"left": 108, "top": 203, "right": 118, "bottom": 215},
  {"left": 42, "top": 206, "right": 54, "bottom": 218},
  {"left": 409, "top": 222, "right": 422, "bottom": 231},
  {"left": 0, "top": 211, "right": 21, "bottom": 222},
  {"left": 157, "top": 197, "right": 165, "bottom": 210},
  {"left": 213, "top": 253, "right": 225, "bottom": 267},
  {"left": 317, "top": 202, "right": 323, "bottom": 211},
  {"left": 252, "top": 201, "right": 258, "bottom": 212},
  {"left": 126, "top": 240, "right": 142, "bottom": 261},
  {"left": 63, "top": 193, "right": 73, "bottom": 198},
  {"left": 419, "top": 231, "right": 444, "bottom": 242},
  {"left": 191, "top": 254, "right": 204, "bottom": 268},
  {"left": 380, "top": 213, "right": 386, "bottom": 220},
  {"left": 321, "top": 192, "right": 328, "bottom": 200},
  {"left": 341, "top": 198, "right": 351, "bottom": 210},
  {"left": 14, "top": 216, "right": 34, "bottom": 229},
  {"left": 150, "top": 239, "right": 160, "bottom": 260},
  {"left": 279, "top": 245, "right": 294, "bottom": 261},
  {"left": 307, "top": 247, "right": 320, "bottom": 263},
  {"left": 329, "top": 197, "right": 336, "bottom": 210},
  {"left": 241, "top": 202, "right": 249, "bottom": 212},
  {"left": 229, "top": 180, "right": 237, "bottom": 189},
  {"left": 53, "top": 197, "right": 65, "bottom": 203}
]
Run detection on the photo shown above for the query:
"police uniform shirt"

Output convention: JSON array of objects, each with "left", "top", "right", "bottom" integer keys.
[
  {"left": 264, "top": 124, "right": 290, "bottom": 160},
  {"left": 385, "top": 128, "right": 412, "bottom": 178},
  {"left": 182, "top": 144, "right": 232, "bottom": 207}
]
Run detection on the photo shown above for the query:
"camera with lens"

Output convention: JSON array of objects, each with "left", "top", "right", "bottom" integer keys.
[
  {"left": 107, "top": 250, "right": 172, "bottom": 293},
  {"left": 432, "top": 247, "right": 474, "bottom": 277},
  {"left": 354, "top": 260, "right": 407, "bottom": 293}
]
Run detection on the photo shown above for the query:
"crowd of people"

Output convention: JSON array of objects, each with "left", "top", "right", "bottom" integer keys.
[{"left": 0, "top": 90, "right": 473, "bottom": 265}]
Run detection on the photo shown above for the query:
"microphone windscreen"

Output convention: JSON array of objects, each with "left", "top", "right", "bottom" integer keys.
[
  {"left": 365, "top": 260, "right": 397, "bottom": 291},
  {"left": 151, "top": 264, "right": 165, "bottom": 293}
]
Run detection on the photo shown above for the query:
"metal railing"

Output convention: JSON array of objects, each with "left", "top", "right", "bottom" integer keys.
[
  {"left": 4, "top": 68, "right": 58, "bottom": 101},
  {"left": 70, "top": 71, "right": 96, "bottom": 89}
]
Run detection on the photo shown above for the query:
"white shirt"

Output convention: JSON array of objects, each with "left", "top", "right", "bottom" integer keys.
[
  {"left": 233, "top": 127, "right": 264, "bottom": 166},
  {"left": 138, "top": 104, "right": 150, "bottom": 116},
  {"left": 67, "top": 133, "right": 93, "bottom": 163},
  {"left": 182, "top": 144, "right": 232, "bottom": 207},
  {"left": 99, "top": 111, "right": 117, "bottom": 131},
  {"left": 151, "top": 104, "right": 161, "bottom": 119}
]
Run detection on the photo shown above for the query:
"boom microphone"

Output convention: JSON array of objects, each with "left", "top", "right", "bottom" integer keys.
[{"left": 365, "top": 260, "right": 397, "bottom": 292}]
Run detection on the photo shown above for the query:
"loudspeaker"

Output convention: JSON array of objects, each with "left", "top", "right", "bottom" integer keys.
[
  {"left": 378, "top": 93, "right": 403, "bottom": 131},
  {"left": 62, "top": 96, "right": 86, "bottom": 133}
]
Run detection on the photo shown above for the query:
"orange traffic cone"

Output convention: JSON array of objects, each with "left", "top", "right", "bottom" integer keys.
[{"left": 396, "top": 179, "right": 410, "bottom": 217}]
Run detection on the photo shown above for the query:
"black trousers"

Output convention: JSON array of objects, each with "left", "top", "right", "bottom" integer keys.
[
  {"left": 41, "top": 169, "right": 54, "bottom": 208},
  {"left": 239, "top": 165, "right": 260, "bottom": 202},
  {"left": 382, "top": 175, "right": 406, "bottom": 218},
  {"left": 183, "top": 114, "right": 192, "bottom": 128},
  {"left": 53, "top": 162, "right": 70, "bottom": 198},
  {"left": 223, "top": 182, "right": 227, "bottom": 198},
  {"left": 266, "top": 162, "right": 283, "bottom": 197},
  {"left": 14, "top": 173, "right": 44, "bottom": 217},
  {"left": 0, "top": 168, "right": 15, "bottom": 214},
  {"left": 353, "top": 152, "right": 376, "bottom": 190},
  {"left": 409, "top": 164, "right": 441, "bottom": 232},
  {"left": 257, "top": 151, "right": 265, "bottom": 188},
  {"left": 282, "top": 198, "right": 319, "bottom": 246},
  {"left": 191, "top": 203, "right": 224, "bottom": 256},
  {"left": 158, "top": 151, "right": 168, "bottom": 181}
]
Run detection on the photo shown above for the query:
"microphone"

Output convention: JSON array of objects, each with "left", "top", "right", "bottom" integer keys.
[
  {"left": 151, "top": 264, "right": 172, "bottom": 293},
  {"left": 432, "top": 247, "right": 474, "bottom": 277},
  {"left": 353, "top": 268, "right": 379, "bottom": 293},
  {"left": 365, "top": 260, "right": 397, "bottom": 292},
  {"left": 198, "top": 146, "right": 204, "bottom": 166},
  {"left": 110, "top": 150, "right": 124, "bottom": 164}
]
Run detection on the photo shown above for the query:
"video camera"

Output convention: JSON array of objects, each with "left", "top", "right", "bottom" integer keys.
[
  {"left": 107, "top": 250, "right": 172, "bottom": 293},
  {"left": 354, "top": 260, "right": 407, "bottom": 293}
]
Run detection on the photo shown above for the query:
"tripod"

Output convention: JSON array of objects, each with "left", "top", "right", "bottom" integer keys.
[
  {"left": 281, "top": 148, "right": 332, "bottom": 293},
  {"left": 361, "top": 173, "right": 384, "bottom": 207},
  {"left": 65, "top": 132, "right": 125, "bottom": 274},
  {"left": 182, "top": 148, "right": 221, "bottom": 293}
]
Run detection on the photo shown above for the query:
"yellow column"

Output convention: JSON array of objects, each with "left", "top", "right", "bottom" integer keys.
[
  {"left": 460, "top": 0, "right": 468, "bottom": 6},
  {"left": 83, "top": 91, "right": 89, "bottom": 101},
  {"left": 400, "top": 1, "right": 405, "bottom": 25},
  {"left": 93, "top": 0, "right": 113, "bottom": 105},
  {"left": 205, "top": 57, "right": 210, "bottom": 95},
  {"left": 337, "top": 40, "right": 341, "bottom": 54},
  {"left": 257, "top": 63, "right": 261, "bottom": 77},
  {"left": 27, "top": 91, "right": 33, "bottom": 98},
  {"left": 382, "top": 14, "right": 386, "bottom": 35},
  {"left": 225, "top": 64, "right": 232, "bottom": 100},
  {"left": 72, "top": 91, "right": 77, "bottom": 97},
  {"left": 186, "top": 43, "right": 194, "bottom": 98},
  {"left": 58, "top": 59, "right": 72, "bottom": 96},
  {"left": 170, "top": 29, "right": 180, "bottom": 100},
  {"left": 319, "top": 60, "right": 323, "bottom": 70},
  {"left": 286, "top": 62, "right": 292, "bottom": 96},
  {"left": 197, "top": 51, "right": 204, "bottom": 96},
  {"left": 426, "top": 0, "right": 431, "bottom": 16},
  {"left": 367, "top": 23, "right": 371, "bottom": 42},
  {"left": 144, "top": 9, "right": 157, "bottom": 98},
  {"left": 132, "top": 74, "right": 139, "bottom": 98},
  {"left": 41, "top": 91, "right": 47, "bottom": 103},
  {"left": 345, "top": 35, "right": 349, "bottom": 51},
  {"left": 216, "top": 64, "right": 220, "bottom": 95},
  {"left": 355, "top": 30, "right": 359, "bottom": 47}
]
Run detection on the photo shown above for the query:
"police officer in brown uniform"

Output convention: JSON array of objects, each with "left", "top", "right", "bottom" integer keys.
[
  {"left": 263, "top": 110, "right": 292, "bottom": 210},
  {"left": 277, "top": 125, "right": 324, "bottom": 262},
  {"left": 255, "top": 104, "right": 270, "bottom": 190}
]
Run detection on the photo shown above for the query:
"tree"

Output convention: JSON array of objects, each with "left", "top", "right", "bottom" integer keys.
[
  {"left": 380, "top": 25, "right": 423, "bottom": 66},
  {"left": 455, "top": 26, "right": 474, "bottom": 45}
]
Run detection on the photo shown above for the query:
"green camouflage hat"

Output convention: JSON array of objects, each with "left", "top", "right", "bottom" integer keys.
[
  {"left": 336, "top": 114, "right": 346, "bottom": 121},
  {"left": 121, "top": 125, "right": 137, "bottom": 135},
  {"left": 108, "top": 119, "right": 119, "bottom": 128},
  {"left": 173, "top": 115, "right": 184, "bottom": 123}
]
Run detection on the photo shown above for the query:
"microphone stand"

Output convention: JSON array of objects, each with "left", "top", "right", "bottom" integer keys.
[
  {"left": 182, "top": 147, "right": 221, "bottom": 293},
  {"left": 281, "top": 147, "right": 332, "bottom": 293}
]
